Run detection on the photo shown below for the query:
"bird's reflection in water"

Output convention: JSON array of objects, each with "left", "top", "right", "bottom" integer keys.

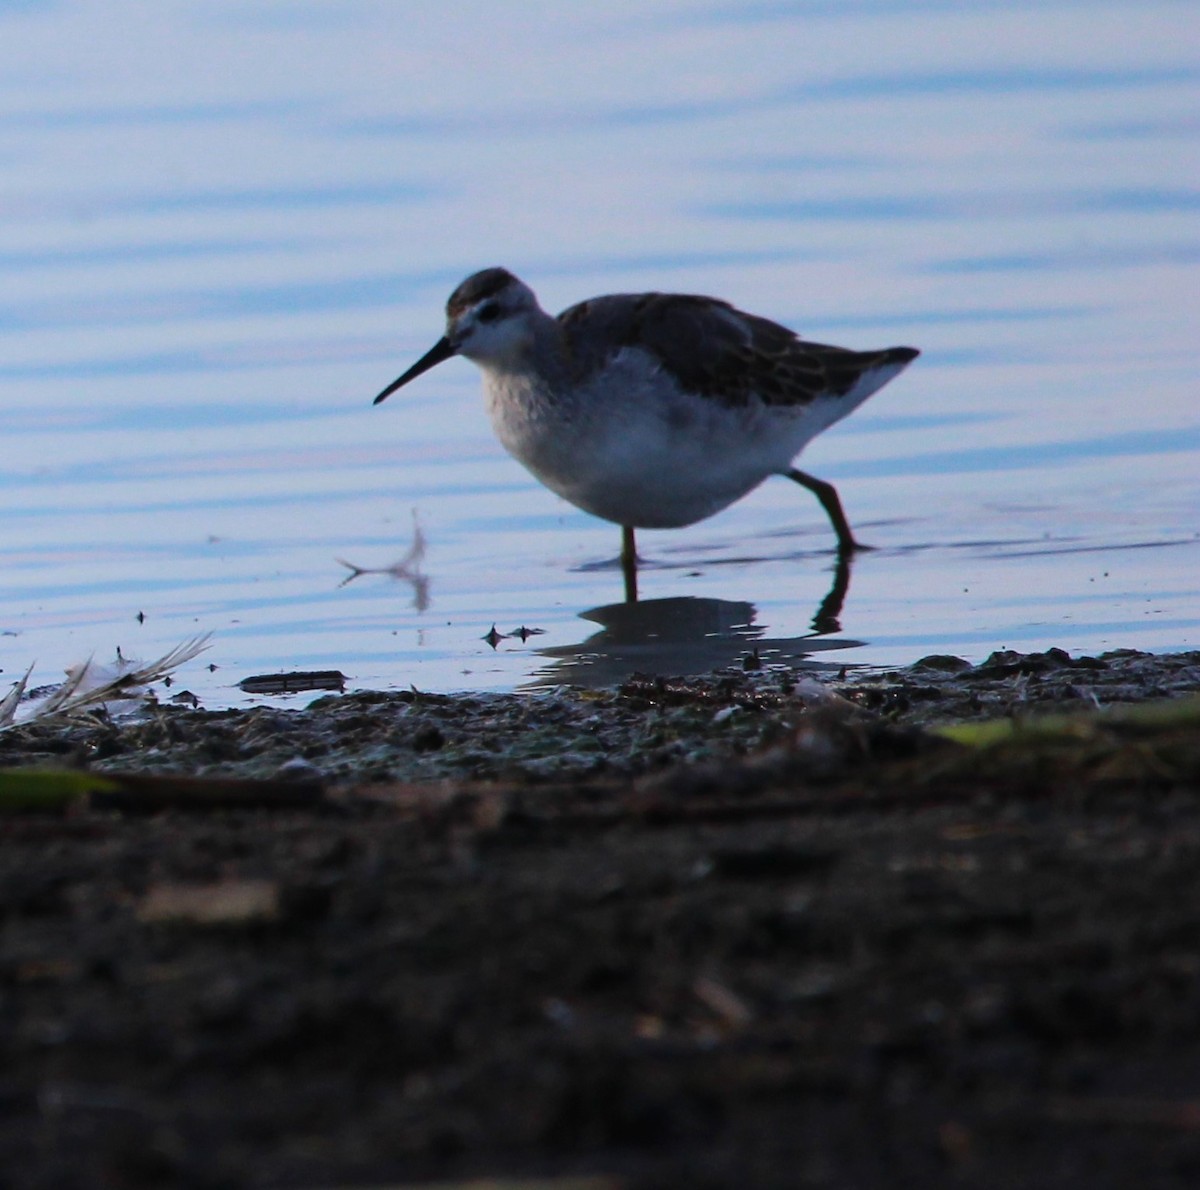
[
  {"left": 532, "top": 554, "right": 859, "bottom": 687},
  {"left": 811, "top": 549, "right": 851, "bottom": 636}
]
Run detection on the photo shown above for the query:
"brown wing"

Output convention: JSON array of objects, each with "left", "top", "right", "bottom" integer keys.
[{"left": 558, "top": 292, "right": 917, "bottom": 407}]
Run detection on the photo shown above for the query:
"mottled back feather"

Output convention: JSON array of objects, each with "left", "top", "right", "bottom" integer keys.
[{"left": 558, "top": 291, "right": 917, "bottom": 408}]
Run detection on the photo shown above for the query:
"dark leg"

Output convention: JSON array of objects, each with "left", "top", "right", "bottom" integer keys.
[
  {"left": 787, "top": 468, "right": 871, "bottom": 553},
  {"left": 621, "top": 525, "right": 638, "bottom": 603}
]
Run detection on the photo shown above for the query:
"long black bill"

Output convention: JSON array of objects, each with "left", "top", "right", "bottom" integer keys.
[{"left": 373, "top": 336, "right": 457, "bottom": 405}]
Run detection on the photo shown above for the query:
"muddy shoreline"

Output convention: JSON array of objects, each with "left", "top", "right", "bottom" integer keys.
[
  {"left": 2, "top": 647, "right": 1200, "bottom": 1188},
  {"left": 6, "top": 646, "right": 1198, "bottom": 784}
]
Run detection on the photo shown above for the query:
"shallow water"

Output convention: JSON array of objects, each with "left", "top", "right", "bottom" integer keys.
[{"left": 1, "top": 0, "right": 1197, "bottom": 704}]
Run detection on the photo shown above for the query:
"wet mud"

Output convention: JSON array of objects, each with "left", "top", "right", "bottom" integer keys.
[{"left": 2, "top": 647, "right": 1199, "bottom": 1188}]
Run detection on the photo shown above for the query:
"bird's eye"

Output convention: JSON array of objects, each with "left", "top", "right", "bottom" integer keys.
[{"left": 477, "top": 302, "right": 500, "bottom": 323}]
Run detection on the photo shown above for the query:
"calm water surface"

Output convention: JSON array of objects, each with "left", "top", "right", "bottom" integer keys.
[{"left": 2, "top": 1, "right": 1197, "bottom": 704}]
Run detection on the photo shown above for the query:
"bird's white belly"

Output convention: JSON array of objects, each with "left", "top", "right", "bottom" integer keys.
[{"left": 481, "top": 356, "right": 829, "bottom": 529}]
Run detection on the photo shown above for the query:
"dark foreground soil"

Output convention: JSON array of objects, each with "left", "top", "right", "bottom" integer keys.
[{"left": 2, "top": 648, "right": 1200, "bottom": 1189}]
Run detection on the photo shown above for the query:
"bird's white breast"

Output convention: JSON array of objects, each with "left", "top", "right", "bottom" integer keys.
[{"left": 477, "top": 349, "right": 831, "bottom": 528}]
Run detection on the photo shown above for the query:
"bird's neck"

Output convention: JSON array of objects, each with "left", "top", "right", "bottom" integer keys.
[{"left": 481, "top": 317, "right": 572, "bottom": 392}]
